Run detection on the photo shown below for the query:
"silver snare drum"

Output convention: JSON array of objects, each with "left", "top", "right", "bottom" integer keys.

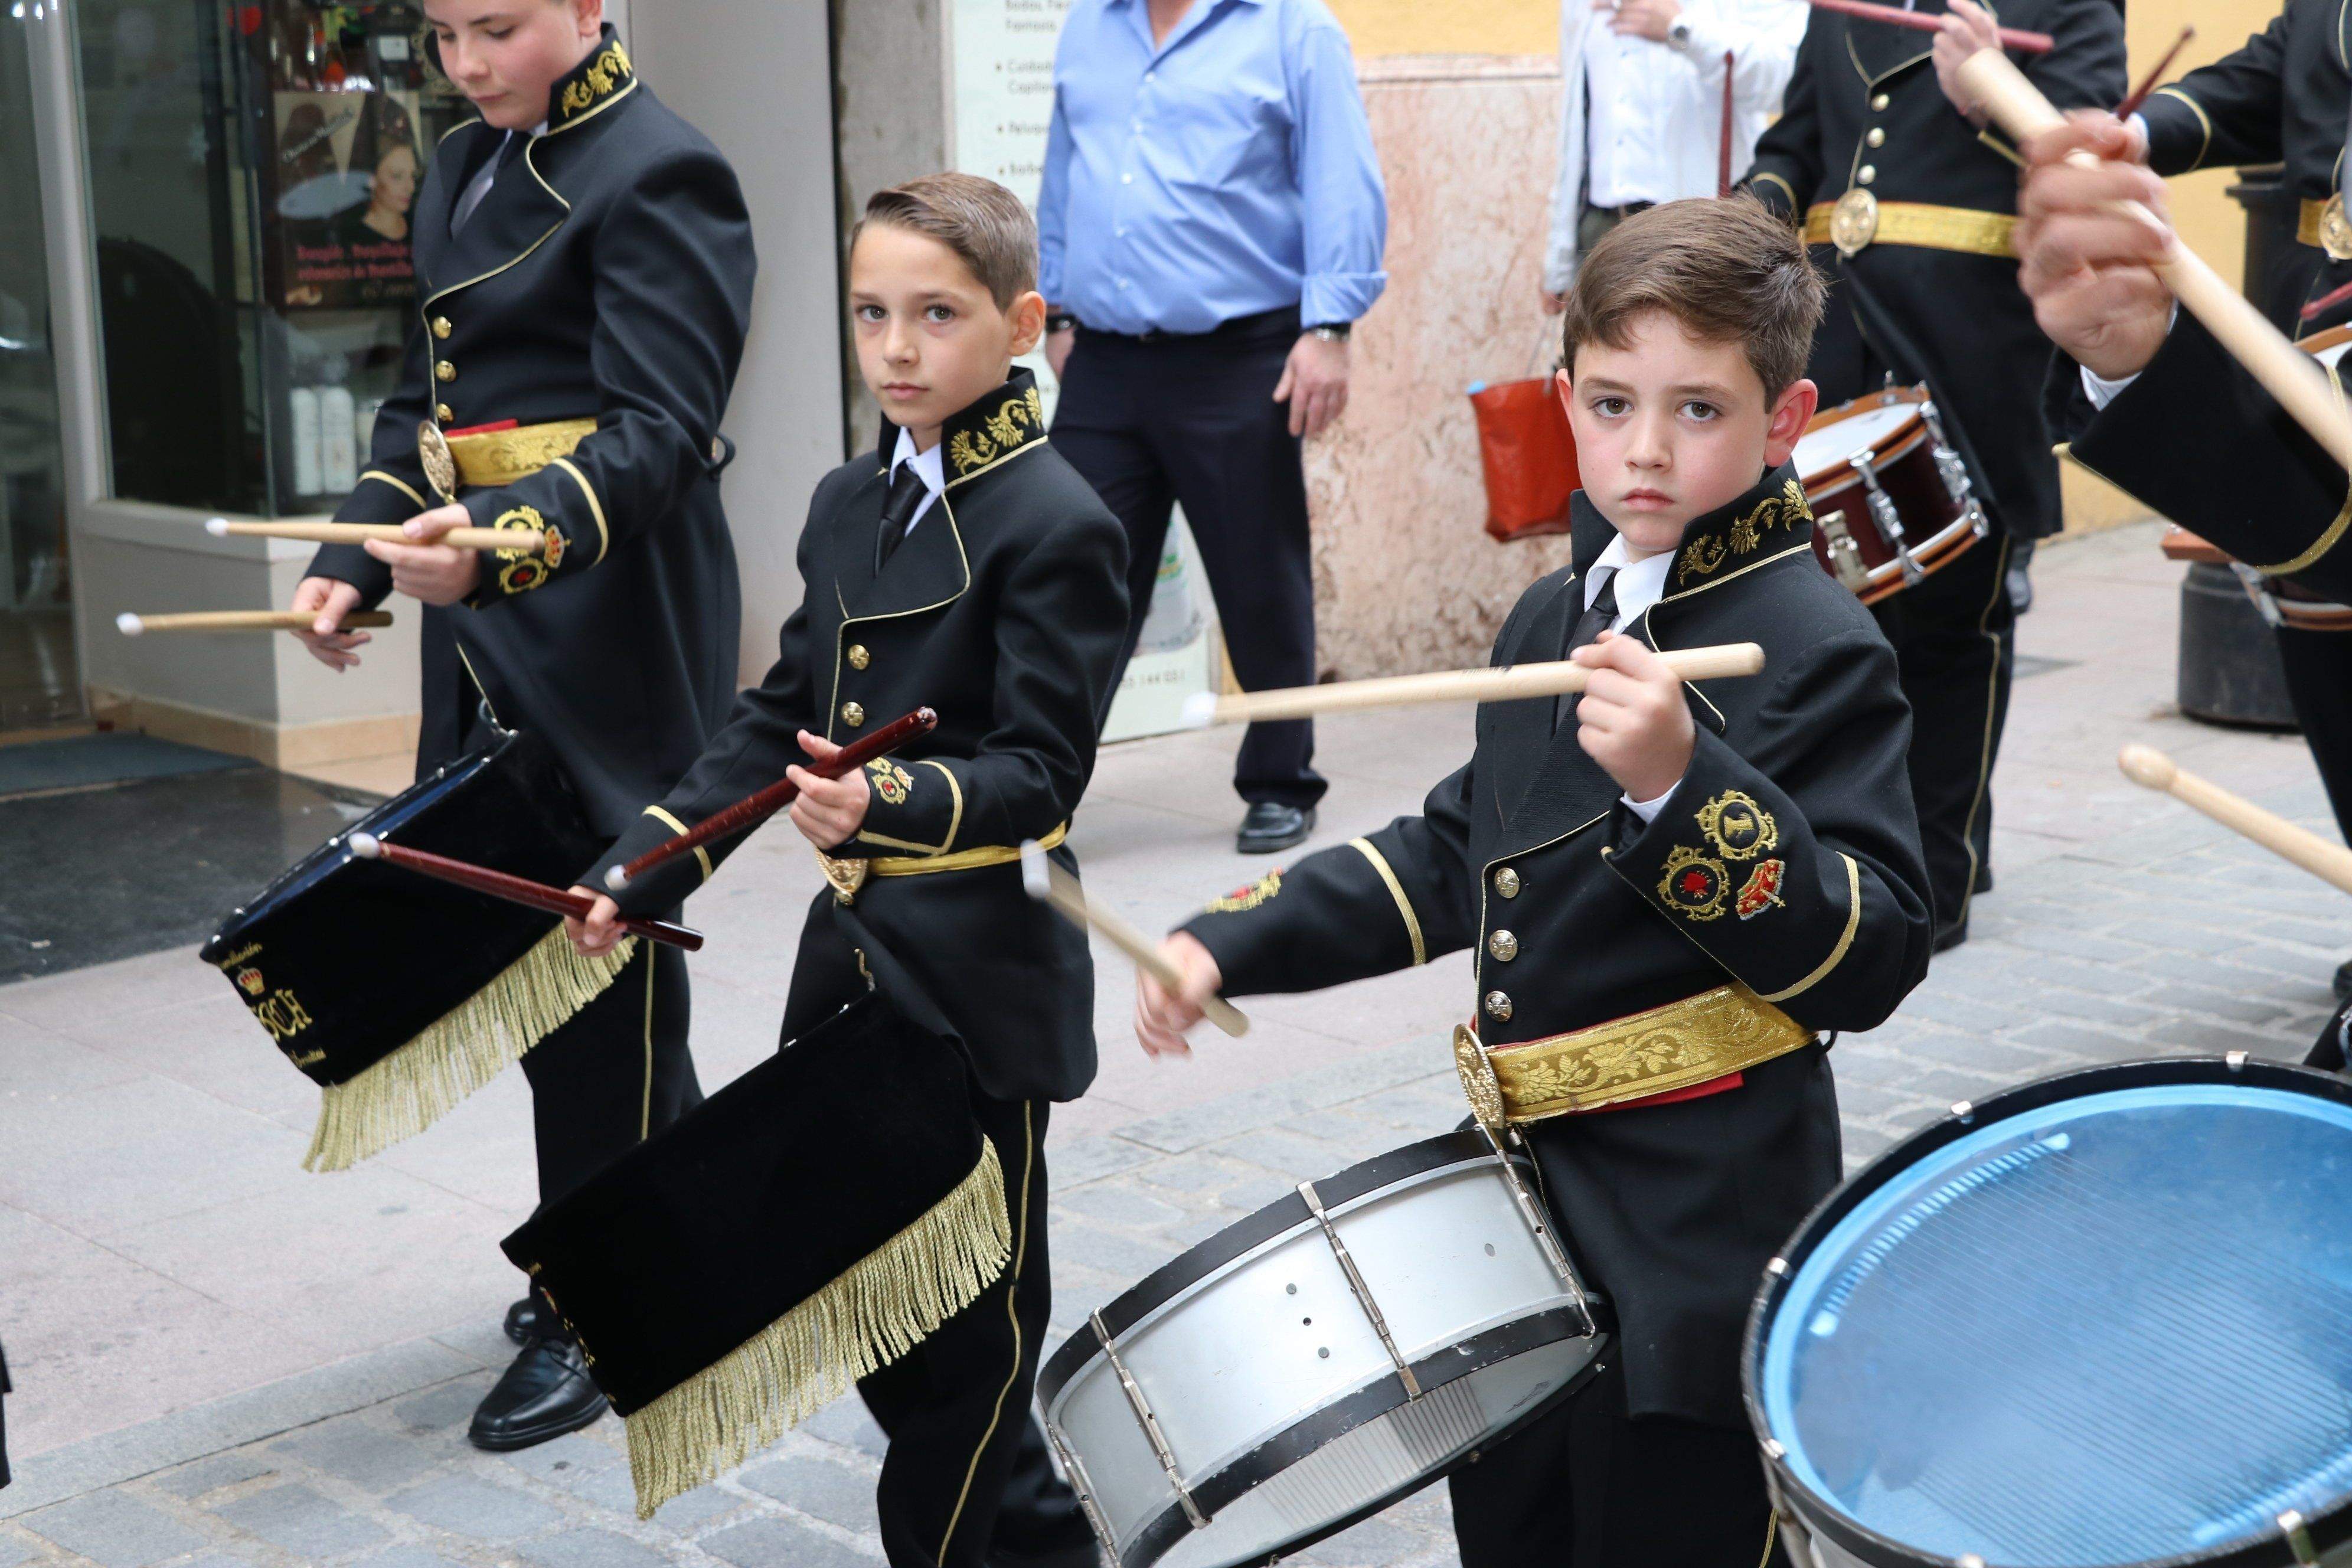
[{"left": 1038, "top": 1129, "right": 1611, "bottom": 1568}]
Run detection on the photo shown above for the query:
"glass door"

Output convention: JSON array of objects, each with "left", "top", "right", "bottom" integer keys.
[{"left": 0, "top": 0, "right": 77, "bottom": 731}]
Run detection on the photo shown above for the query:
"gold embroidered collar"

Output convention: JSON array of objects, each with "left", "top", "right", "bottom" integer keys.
[
  {"left": 1668, "top": 463, "right": 1815, "bottom": 587},
  {"left": 883, "top": 370, "right": 1048, "bottom": 491},
  {"left": 547, "top": 27, "right": 635, "bottom": 129}
]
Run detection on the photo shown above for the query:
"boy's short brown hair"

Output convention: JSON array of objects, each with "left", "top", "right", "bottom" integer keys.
[
  {"left": 1561, "top": 196, "right": 1824, "bottom": 398},
  {"left": 854, "top": 173, "right": 1038, "bottom": 309}
]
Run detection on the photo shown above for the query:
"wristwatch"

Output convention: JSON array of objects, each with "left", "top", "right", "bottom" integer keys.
[
  {"left": 1307, "top": 323, "right": 1351, "bottom": 344},
  {"left": 1666, "top": 18, "right": 1693, "bottom": 48},
  {"left": 1046, "top": 312, "right": 1079, "bottom": 335}
]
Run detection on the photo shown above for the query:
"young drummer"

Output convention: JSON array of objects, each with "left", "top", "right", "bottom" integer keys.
[
  {"left": 1139, "top": 198, "right": 1934, "bottom": 1566},
  {"left": 567, "top": 174, "right": 1122, "bottom": 1568}
]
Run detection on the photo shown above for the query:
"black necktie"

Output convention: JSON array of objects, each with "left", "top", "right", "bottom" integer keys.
[
  {"left": 876, "top": 463, "right": 927, "bottom": 569},
  {"left": 1556, "top": 569, "right": 1618, "bottom": 730}
]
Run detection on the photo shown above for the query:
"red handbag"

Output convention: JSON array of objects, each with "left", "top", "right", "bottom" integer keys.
[{"left": 1470, "top": 341, "right": 1580, "bottom": 542}]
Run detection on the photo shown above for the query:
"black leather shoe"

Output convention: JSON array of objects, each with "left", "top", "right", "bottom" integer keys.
[
  {"left": 469, "top": 1336, "right": 607, "bottom": 1451},
  {"left": 1932, "top": 918, "right": 1969, "bottom": 954},
  {"left": 2335, "top": 958, "right": 2351, "bottom": 1002},
  {"left": 1237, "top": 802, "right": 1314, "bottom": 855},
  {"left": 502, "top": 1297, "right": 545, "bottom": 1345}
]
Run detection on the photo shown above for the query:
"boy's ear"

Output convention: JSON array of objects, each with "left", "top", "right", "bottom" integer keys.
[
  {"left": 1007, "top": 289, "right": 1047, "bottom": 358},
  {"left": 1763, "top": 377, "right": 1819, "bottom": 468},
  {"left": 1553, "top": 367, "right": 1574, "bottom": 418}
]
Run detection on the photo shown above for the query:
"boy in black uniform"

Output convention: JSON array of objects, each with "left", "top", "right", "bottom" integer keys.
[
  {"left": 1141, "top": 198, "right": 1934, "bottom": 1567},
  {"left": 569, "top": 174, "right": 1123, "bottom": 1568},
  {"left": 1742, "top": 0, "right": 2124, "bottom": 950},
  {"left": 287, "top": 0, "right": 755, "bottom": 1448}
]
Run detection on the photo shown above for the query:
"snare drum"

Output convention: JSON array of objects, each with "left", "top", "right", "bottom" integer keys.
[
  {"left": 1747, "top": 1056, "right": 2352, "bottom": 1568},
  {"left": 1040, "top": 1129, "right": 1609, "bottom": 1568},
  {"left": 1795, "top": 387, "right": 1989, "bottom": 605}
]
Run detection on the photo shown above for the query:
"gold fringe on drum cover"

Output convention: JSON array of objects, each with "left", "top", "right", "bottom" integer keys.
[
  {"left": 303, "top": 929, "right": 641, "bottom": 1172},
  {"left": 619, "top": 1137, "right": 1014, "bottom": 1519}
]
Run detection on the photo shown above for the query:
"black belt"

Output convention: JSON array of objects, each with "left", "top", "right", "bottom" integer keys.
[{"left": 1077, "top": 303, "right": 1300, "bottom": 345}]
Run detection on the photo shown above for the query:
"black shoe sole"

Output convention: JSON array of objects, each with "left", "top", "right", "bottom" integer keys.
[
  {"left": 1237, "top": 828, "right": 1309, "bottom": 854},
  {"left": 467, "top": 1390, "right": 610, "bottom": 1452}
]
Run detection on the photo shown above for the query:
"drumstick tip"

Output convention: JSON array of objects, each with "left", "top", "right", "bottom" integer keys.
[
  {"left": 348, "top": 831, "right": 383, "bottom": 860},
  {"left": 1179, "top": 691, "right": 1219, "bottom": 729},
  {"left": 2117, "top": 744, "right": 2176, "bottom": 790},
  {"left": 116, "top": 613, "right": 143, "bottom": 637},
  {"left": 603, "top": 865, "right": 631, "bottom": 894},
  {"left": 204, "top": 517, "right": 230, "bottom": 537},
  {"left": 1018, "top": 839, "right": 1051, "bottom": 900}
]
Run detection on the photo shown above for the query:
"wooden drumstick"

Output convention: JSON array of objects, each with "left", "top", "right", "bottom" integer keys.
[
  {"left": 1182, "top": 643, "right": 1766, "bottom": 728},
  {"left": 1018, "top": 842, "right": 1250, "bottom": 1039},
  {"left": 1958, "top": 49, "right": 2352, "bottom": 472},
  {"left": 205, "top": 518, "right": 548, "bottom": 554},
  {"left": 2118, "top": 744, "right": 2352, "bottom": 898},
  {"left": 117, "top": 610, "right": 396, "bottom": 635},
  {"left": 348, "top": 832, "right": 707, "bottom": 950}
]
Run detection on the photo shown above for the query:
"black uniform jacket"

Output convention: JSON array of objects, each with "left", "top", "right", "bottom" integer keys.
[
  {"left": 309, "top": 30, "right": 754, "bottom": 834},
  {"left": 592, "top": 374, "right": 1131, "bottom": 1105},
  {"left": 1743, "top": 0, "right": 2125, "bottom": 540},
  {"left": 1181, "top": 466, "right": 1935, "bottom": 1425}
]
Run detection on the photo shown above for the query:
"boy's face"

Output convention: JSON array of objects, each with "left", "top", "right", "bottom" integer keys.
[
  {"left": 424, "top": 0, "right": 602, "bottom": 132},
  {"left": 1557, "top": 310, "right": 1817, "bottom": 557},
  {"left": 850, "top": 224, "right": 1044, "bottom": 442}
]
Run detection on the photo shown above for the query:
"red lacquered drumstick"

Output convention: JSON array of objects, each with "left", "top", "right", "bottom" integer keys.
[
  {"left": 2113, "top": 26, "right": 2194, "bottom": 122},
  {"left": 1806, "top": 0, "right": 2053, "bottom": 53},
  {"left": 1718, "top": 51, "right": 1735, "bottom": 199},
  {"left": 605, "top": 706, "right": 940, "bottom": 893},
  {"left": 347, "top": 833, "right": 705, "bottom": 951}
]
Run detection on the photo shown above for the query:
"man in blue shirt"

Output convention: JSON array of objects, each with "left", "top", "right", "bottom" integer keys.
[{"left": 1039, "top": 0, "right": 1388, "bottom": 853}]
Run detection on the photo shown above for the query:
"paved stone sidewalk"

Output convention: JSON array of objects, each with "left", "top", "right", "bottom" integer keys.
[{"left": 4, "top": 520, "right": 2346, "bottom": 1567}]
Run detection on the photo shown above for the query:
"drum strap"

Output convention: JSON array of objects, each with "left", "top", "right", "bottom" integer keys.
[{"left": 1453, "top": 984, "right": 1814, "bottom": 1124}]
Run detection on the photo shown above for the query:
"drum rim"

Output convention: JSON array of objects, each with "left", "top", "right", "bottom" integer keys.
[
  {"left": 1795, "top": 386, "right": 1928, "bottom": 488},
  {"left": 1107, "top": 1306, "right": 1608, "bottom": 1568},
  {"left": 1038, "top": 1128, "right": 1538, "bottom": 1403},
  {"left": 1740, "top": 1054, "right": 2352, "bottom": 1568}
]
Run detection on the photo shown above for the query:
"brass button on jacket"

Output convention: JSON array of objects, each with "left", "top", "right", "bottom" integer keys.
[
  {"left": 841, "top": 701, "right": 865, "bottom": 727},
  {"left": 430, "top": 316, "right": 452, "bottom": 339},
  {"left": 1492, "top": 866, "right": 1520, "bottom": 899},
  {"left": 435, "top": 360, "right": 458, "bottom": 383},
  {"left": 1866, "top": 127, "right": 1886, "bottom": 148},
  {"left": 1871, "top": 92, "right": 1890, "bottom": 110},
  {"left": 1488, "top": 929, "right": 1519, "bottom": 963},
  {"left": 435, "top": 403, "right": 454, "bottom": 424},
  {"left": 847, "top": 643, "right": 871, "bottom": 671},
  {"left": 1857, "top": 165, "right": 1877, "bottom": 185},
  {"left": 1484, "top": 990, "right": 1513, "bottom": 1023}
]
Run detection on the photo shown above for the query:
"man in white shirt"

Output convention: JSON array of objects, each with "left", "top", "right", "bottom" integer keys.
[{"left": 1541, "top": 0, "right": 1805, "bottom": 311}]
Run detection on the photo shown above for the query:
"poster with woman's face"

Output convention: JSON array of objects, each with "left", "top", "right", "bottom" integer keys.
[{"left": 269, "top": 89, "right": 423, "bottom": 308}]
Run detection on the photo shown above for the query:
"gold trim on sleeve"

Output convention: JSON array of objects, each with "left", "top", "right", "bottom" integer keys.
[
  {"left": 1760, "top": 854, "right": 1861, "bottom": 1003},
  {"left": 358, "top": 469, "right": 429, "bottom": 511},
  {"left": 923, "top": 759, "right": 965, "bottom": 852},
  {"left": 549, "top": 456, "right": 610, "bottom": 565},
  {"left": 2258, "top": 357, "right": 2352, "bottom": 577},
  {"left": 2150, "top": 86, "right": 2213, "bottom": 169},
  {"left": 1752, "top": 171, "right": 1801, "bottom": 218},
  {"left": 1348, "top": 837, "right": 1426, "bottom": 967},
  {"left": 642, "top": 805, "right": 713, "bottom": 884}
]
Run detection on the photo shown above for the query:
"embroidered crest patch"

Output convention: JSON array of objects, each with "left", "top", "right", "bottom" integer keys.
[
  {"left": 1658, "top": 846, "right": 1729, "bottom": 922},
  {"left": 1735, "top": 858, "right": 1786, "bottom": 919},
  {"left": 1696, "top": 789, "right": 1779, "bottom": 861},
  {"left": 492, "top": 505, "right": 553, "bottom": 594},
  {"left": 866, "top": 759, "right": 914, "bottom": 806},
  {"left": 1206, "top": 868, "right": 1283, "bottom": 914},
  {"left": 236, "top": 966, "right": 266, "bottom": 997}
]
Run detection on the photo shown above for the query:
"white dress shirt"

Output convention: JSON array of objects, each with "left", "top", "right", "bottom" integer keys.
[
  {"left": 2078, "top": 305, "right": 2178, "bottom": 410},
  {"left": 888, "top": 427, "right": 948, "bottom": 540},
  {"left": 1580, "top": 535, "right": 1683, "bottom": 822},
  {"left": 452, "top": 123, "right": 547, "bottom": 231}
]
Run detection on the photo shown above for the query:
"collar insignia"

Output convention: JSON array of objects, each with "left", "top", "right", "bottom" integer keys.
[
  {"left": 886, "top": 369, "right": 1050, "bottom": 489},
  {"left": 1674, "top": 468, "right": 1814, "bottom": 586},
  {"left": 550, "top": 28, "right": 634, "bottom": 128}
]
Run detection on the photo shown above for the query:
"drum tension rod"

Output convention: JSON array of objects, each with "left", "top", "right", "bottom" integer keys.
[
  {"left": 1042, "top": 1416, "right": 1122, "bottom": 1561},
  {"left": 2281, "top": 1510, "right": 2320, "bottom": 1566},
  {"left": 1299, "top": 1180, "right": 1423, "bottom": 1401},
  {"left": 1090, "top": 1309, "right": 1210, "bottom": 1531},
  {"left": 1474, "top": 1122, "right": 1599, "bottom": 1339}
]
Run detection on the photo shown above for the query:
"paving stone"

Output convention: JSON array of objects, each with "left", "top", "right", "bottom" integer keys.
[
  {"left": 1135, "top": 1152, "right": 1247, "bottom": 1194},
  {"left": 1212, "top": 1126, "right": 1357, "bottom": 1180},
  {"left": 1162, "top": 1209, "right": 1234, "bottom": 1247},
  {"left": 2255, "top": 915, "right": 2348, "bottom": 950},
  {"left": 1119, "top": 1090, "right": 1314, "bottom": 1154},
  {"left": 353, "top": 1548, "right": 468, "bottom": 1568},
  {"left": 1305, "top": 1514, "right": 1425, "bottom": 1566},
  {"left": 273, "top": 1418, "right": 439, "bottom": 1491},
  {"left": 1220, "top": 1174, "right": 1304, "bottom": 1213},
  {"left": 1053, "top": 1184, "right": 1187, "bottom": 1230},
  {"left": 2012, "top": 1021, "right": 2144, "bottom": 1064},
  {"left": 391, "top": 1379, "right": 488, "bottom": 1433},
  {"left": 802, "top": 1398, "right": 890, "bottom": 1461},
  {"left": 518, "top": 1528, "right": 676, "bottom": 1568},
  {"left": 2024, "top": 991, "right": 2170, "bottom": 1028},
  {"left": 20, "top": 1493, "right": 208, "bottom": 1568},
  {"left": 153, "top": 1450, "right": 280, "bottom": 1499},
  {"left": 385, "top": 1475, "right": 563, "bottom": 1542},
  {"left": 739, "top": 1455, "right": 877, "bottom": 1532},
  {"left": 2139, "top": 983, "right": 2294, "bottom": 1026},
  {"left": 1829, "top": 1080, "right": 1936, "bottom": 1122},
  {"left": 702, "top": 1515, "right": 881, "bottom": 1568},
  {"left": 214, "top": 1482, "right": 391, "bottom": 1558},
  {"left": 1054, "top": 1220, "right": 1181, "bottom": 1281},
  {"left": 0, "top": 1535, "right": 34, "bottom": 1568},
  {"left": 1998, "top": 927, "right": 2150, "bottom": 965},
  {"left": 493, "top": 1429, "right": 628, "bottom": 1487},
  {"left": 2146, "top": 1017, "right": 2302, "bottom": 1058},
  {"left": 1045, "top": 1135, "right": 1157, "bottom": 1190}
]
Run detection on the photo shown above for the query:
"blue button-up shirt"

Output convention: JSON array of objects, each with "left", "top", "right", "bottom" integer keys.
[{"left": 1037, "top": 0, "right": 1389, "bottom": 337}]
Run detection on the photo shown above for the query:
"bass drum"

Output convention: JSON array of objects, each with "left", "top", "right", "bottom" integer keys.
[
  {"left": 1040, "top": 1129, "right": 1610, "bottom": 1568},
  {"left": 1747, "top": 1056, "right": 2352, "bottom": 1568}
]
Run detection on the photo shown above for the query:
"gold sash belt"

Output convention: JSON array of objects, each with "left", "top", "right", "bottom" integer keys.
[
  {"left": 445, "top": 417, "right": 598, "bottom": 488},
  {"left": 818, "top": 822, "right": 1068, "bottom": 905},
  {"left": 1453, "top": 983, "right": 1814, "bottom": 1125},
  {"left": 1804, "top": 199, "right": 2017, "bottom": 260},
  {"left": 2298, "top": 196, "right": 2352, "bottom": 261}
]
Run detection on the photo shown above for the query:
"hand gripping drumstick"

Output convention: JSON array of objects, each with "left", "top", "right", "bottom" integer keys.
[
  {"left": 2118, "top": 745, "right": 2352, "bottom": 898},
  {"left": 1181, "top": 643, "right": 1766, "bottom": 728},
  {"left": 205, "top": 518, "right": 548, "bottom": 554},
  {"left": 1958, "top": 48, "right": 2352, "bottom": 473},
  {"left": 603, "top": 707, "right": 940, "bottom": 893},
  {"left": 1805, "top": 0, "right": 2052, "bottom": 53},
  {"left": 347, "top": 832, "right": 706, "bottom": 950},
  {"left": 1019, "top": 842, "right": 1251, "bottom": 1039},
  {"left": 117, "top": 610, "right": 394, "bottom": 635}
]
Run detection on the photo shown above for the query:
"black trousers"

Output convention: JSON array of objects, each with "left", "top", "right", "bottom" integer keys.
[
  {"left": 2277, "top": 624, "right": 2352, "bottom": 852},
  {"left": 1448, "top": 1357, "right": 1786, "bottom": 1568},
  {"left": 518, "top": 934, "right": 702, "bottom": 1207},
  {"left": 1051, "top": 308, "right": 1326, "bottom": 809}
]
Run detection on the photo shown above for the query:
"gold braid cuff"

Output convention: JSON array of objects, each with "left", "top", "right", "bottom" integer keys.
[{"left": 1453, "top": 983, "right": 1814, "bottom": 1126}]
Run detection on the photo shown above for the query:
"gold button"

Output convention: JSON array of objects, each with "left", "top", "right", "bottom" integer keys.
[
  {"left": 1871, "top": 93, "right": 1889, "bottom": 110},
  {"left": 710, "top": 436, "right": 724, "bottom": 462},
  {"left": 1488, "top": 929, "right": 1519, "bottom": 963},
  {"left": 1484, "top": 991, "right": 1513, "bottom": 1023},
  {"left": 841, "top": 701, "right": 865, "bottom": 727},
  {"left": 1857, "top": 165, "right": 1876, "bottom": 186},
  {"left": 847, "top": 643, "right": 870, "bottom": 671},
  {"left": 1492, "top": 867, "right": 1520, "bottom": 899},
  {"left": 435, "top": 360, "right": 457, "bottom": 382},
  {"left": 430, "top": 316, "right": 452, "bottom": 339},
  {"left": 435, "top": 403, "right": 453, "bottom": 423},
  {"left": 1866, "top": 128, "right": 1885, "bottom": 148}
]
